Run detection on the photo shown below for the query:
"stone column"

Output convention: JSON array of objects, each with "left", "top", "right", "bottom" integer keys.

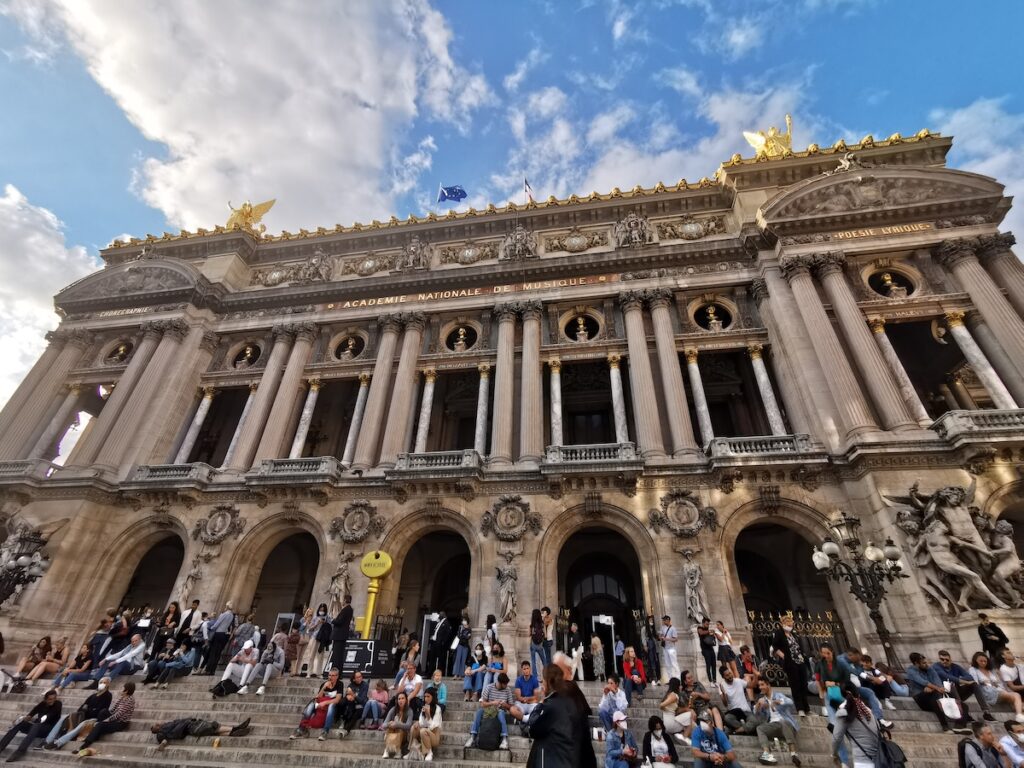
[
  {"left": 519, "top": 302, "right": 544, "bottom": 466},
  {"left": 413, "top": 369, "right": 437, "bottom": 454},
  {"left": 341, "top": 373, "right": 370, "bottom": 467},
  {"left": 965, "top": 312, "right": 1024, "bottom": 405},
  {"left": 867, "top": 319, "right": 932, "bottom": 427},
  {"left": 288, "top": 379, "right": 321, "bottom": 458},
  {"left": 474, "top": 363, "right": 491, "bottom": 456},
  {"left": 618, "top": 291, "right": 665, "bottom": 458},
  {"left": 489, "top": 305, "right": 517, "bottom": 466},
  {"left": 747, "top": 345, "right": 787, "bottom": 436},
  {"left": 27, "top": 384, "right": 82, "bottom": 460},
  {"left": 937, "top": 239, "right": 1024, "bottom": 378},
  {"left": 779, "top": 255, "right": 878, "bottom": 437},
  {"left": 607, "top": 354, "right": 630, "bottom": 444},
  {"left": 813, "top": 252, "right": 917, "bottom": 431},
  {"left": 948, "top": 374, "right": 977, "bottom": 410},
  {"left": 222, "top": 383, "right": 258, "bottom": 468},
  {"left": 978, "top": 233, "right": 1024, "bottom": 320},
  {"left": 648, "top": 289, "right": 699, "bottom": 457},
  {"left": 94, "top": 319, "right": 190, "bottom": 468},
  {"left": 378, "top": 314, "right": 426, "bottom": 468},
  {"left": 684, "top": 349, "right": 714, "bottom": 447},
  {"left": 0, "top": 329, "right": 77, "bottom": 443},
  {"left": 352, "top": 316, "right": 402, "bottom": 470},
  {"left": 253, "top": 323, "right": 316, "bottom": 462},
  {"left": 944, "top": 311, "right": 1017, "bottom": 409},
  {"left": 174, "top": 386, "right": 217, "bottom": 463},
  {"left": 548, "top": 359, "right": 563, "bottom": 447},
  {"left": 226, "top": 326, "right": 296, "bottom": 470},
  {"left": 937, "top": 383, "right": 959, "bottom": 411}
]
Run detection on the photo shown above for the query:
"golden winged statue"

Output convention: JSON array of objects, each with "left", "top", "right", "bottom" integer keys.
[
  {"left": 226, "top": 199, "right": 276, "bottom": 234},
  {"left": 743, "top": 114, "right": 793, "bottom": 159}
]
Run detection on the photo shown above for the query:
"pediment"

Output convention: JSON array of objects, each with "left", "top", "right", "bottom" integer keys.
[
  {"left": 758, "top": 166, "right": 1007, "bottom": 235},
  {"left": 56, "top": 259, "right": 205, "bottom": 312}
]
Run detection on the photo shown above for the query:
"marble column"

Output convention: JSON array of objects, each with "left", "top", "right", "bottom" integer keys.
[
  {"left": 474, "top": 363, "right": 491, "bottom": 457},
  {"left": 288, "top": 379, "right": 321, "bottom": 459},
  {"left": 341, "top": 373, "right": 370, "bottom": 467},
  {"left": 937, "top": 383, "right": 960, "bottom": 411},
  {"left": 944, "top": 311, "right": 1017, "bottom": 409},
  {"left": 94, "top": 319, "right": 190, "bottom": 468},
  {"left": 685, "top": 349, "right": 714, "bottom": 447},
  {"left": 174, "top": 386, "right": 217, "bottom": 463},
  {"left": 965, "top": 312, "right": 1024, "bottom": 405},
  {"left": 0, "top": 329, "right": 77, "bottom": 443},
  {"left": 222, "top": 383, "right": 258, "bottom": 468},
  {"left": 813, "top": 252, "right": 917, "bottom": 431},
  {"left": 937, "top": 239, "right": 1024, "bottom": 378},
  {"left": 779, "top": 255, "right": 878, "bottom": 437},
  {"left": 488, "top": 305, "right": 517, "bottom": 466},
  {"left": 618, "top": 291, "right": 665, "bottom": 458},
  {"left": 867, "top": 319, "right": 932, "bottom": 427},
  {"left": 413, "top": 369, "right": 437, "bottom": 454},
  {"left": 519, "top": 302, "right": 544, "bottom": 466},
  {"left": 378, "top": 314, "right": 426, "bottom": 468},
  {"left": 978, "top": 233, "right": 1024, "bottom": 320},
  {"left": 648, "top": 290, "right": 699, "bottom": 456},
  {"left": 548, "top": 360, "right": 563, "bottom": 447},
  {"left": 747, "top": 345, "right": 787, "bottom": 436},
  {"left": 948, "top": 374, "right": 977, "bottom": 410},
  {"left": 226, "top": 326, "right": 296, "bottom": 470},
  {"left": 27, "top": 384, "right": 82, "bottom": 460},
  {"left": 607, "top": 354, "right": 630, "bottom": 444},
  {"left": 352, "top": 316, "right": 402, "bottom": 470},
  {"left": 254, "top": 324, "right": 316, "bottom": 462}
]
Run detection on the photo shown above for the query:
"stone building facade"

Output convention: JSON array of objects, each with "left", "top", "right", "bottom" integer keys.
[{"left": 1, "top": 128, "right": 1023, "bottom": 673}]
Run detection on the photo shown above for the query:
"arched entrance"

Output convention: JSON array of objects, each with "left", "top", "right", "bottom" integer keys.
[
  {"left": 397, "top": 531, "right": 471, "bottom": 631},
  {"left": 558, "top": 527, "right": 643, "bottom": 679},
  {"left": 120, "top": 535, "right": 185, "bottom": 612},
  {"left": 250, "top": 532, "right": 319, "bottom": 631}
]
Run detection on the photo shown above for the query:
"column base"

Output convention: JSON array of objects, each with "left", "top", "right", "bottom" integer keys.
[
  {"left": 516, "top": 456, "right": 542, "bottom": 470},
  {"left": 639, "top": 448, "right": 668, "bottom": 460},
  {"left": 672, "top": 448, "right": 706, "bottom": 463},
  {"left": 485, "top": 456, "right": 513, "bottom": 469}
]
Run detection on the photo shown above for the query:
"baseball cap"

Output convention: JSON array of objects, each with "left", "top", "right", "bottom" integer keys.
[{"left": 612, "top": 711, "right": 627, "bottom": 725}]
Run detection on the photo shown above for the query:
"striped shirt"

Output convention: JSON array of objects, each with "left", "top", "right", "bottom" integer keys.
[
  {"left": 108, "top": 695, "right": 135, "bottom": 723},
  {"left": 480, "top": 683, "right": 514, "bottom": 706}
]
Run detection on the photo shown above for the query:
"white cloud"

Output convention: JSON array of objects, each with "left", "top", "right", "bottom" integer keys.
[
  {"left": 0, "top": 184, "right": 97, "bottom": 409},
  {"left": 503, "top": 46, "right": 548, "bottom": 93},
  {"left": 5, "top": 1, "right": 494, "bottom": 233},
  {"left": 932, "top": 98, "right": 1024, "bottom": 238},
  {"left": 656, "top": 66, "right": 703, "bottom": 99},
  {"left": 526, "top": 86, "right": 568, "bottom": 120},
  {"left": 721, "top": 16, "right": 764, "bottom": 59},
  {"left": 607, "top": 0, "right": 647, "bottom": 44},
  {"left": 586, "top": 105, "right": 637, "bottom": 146},
  {"left": 390, "top": 135, "right": 437, "bottom": 196}
]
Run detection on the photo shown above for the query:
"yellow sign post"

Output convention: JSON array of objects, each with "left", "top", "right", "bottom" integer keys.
[{"left": 359, "top": 550, "right": 393, "bottom": 637}]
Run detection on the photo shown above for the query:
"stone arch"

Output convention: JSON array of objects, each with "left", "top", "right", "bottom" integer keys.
[
  {"left": 376, "top": 505, "right": 482, "bottom": 623},
  {"left": 536, "top": 503, "right": 665, "bottom": 620},
  {"left": 54, "top": 257, "right": 208, "bottom": 314},
  {"left": 217, "top": 510, "right": 327, "bottom": 612}
]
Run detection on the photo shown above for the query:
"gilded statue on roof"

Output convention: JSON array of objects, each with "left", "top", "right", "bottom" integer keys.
[
  {"left": 226, "top": 199, "right": 276, "bottom": 234},
  {"left": 743, "top": 114, "right": 793, "bottom": 160}
]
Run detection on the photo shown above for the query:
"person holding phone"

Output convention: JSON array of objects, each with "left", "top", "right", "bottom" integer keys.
[{"left": 0, "top": 688, "right": 61, "bottom": 761}]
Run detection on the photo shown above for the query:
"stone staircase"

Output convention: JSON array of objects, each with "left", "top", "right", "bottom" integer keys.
[{"left": 0, "top": 675, "right": 977, "bottom": 766}]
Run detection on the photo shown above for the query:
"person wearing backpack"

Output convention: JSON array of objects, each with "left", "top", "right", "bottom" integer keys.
[
  {"left": 464, "top": 672, "right": 513, "bottom": 750},
  {"left": 831, "top": 684, "right": 907, "bottom": 768},
  {"left": 529, "top": 609, "right": 546, "bottom": 678},
  {"left": 959, "top": 721, "right": 1007, "bottom": 768}
]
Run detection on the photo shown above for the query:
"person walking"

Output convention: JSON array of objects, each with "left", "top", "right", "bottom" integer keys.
[
  {"left": 831, "top": 684, "right": 880, "bottom": 768},
  {"left": 752, "top": 678, "right": 802, "bottom": 766},
  {"left": 524, "top": 664, "right": 575, "bottom": 768},
  {"left": 329, "top": 595, "right": 354, "bottom": 675},
  {"left": 591, "top": 635, "right": 607, "bottom": 682},
  {"left": 529, "top": 609, "right": 546, "bottom": 677},
  {"left": 300, "top": 604, "right": 328, "bottom": 677}
]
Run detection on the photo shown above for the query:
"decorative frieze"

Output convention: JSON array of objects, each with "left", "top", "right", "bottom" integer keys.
[
  {"left": 656, "top": 214, "right": 726, "bottom": 241},
  {"left": 440, "top": 240, "right": 498, "bottom": 266},
  {"left": 647, "top": 489, "right": 718, "bottom": 537},
  {"left": 544, "top": 226, "right": 609, "bottom": 253},
  {"left": 328, "top": 499, "right": 386, "bottom": 544}
]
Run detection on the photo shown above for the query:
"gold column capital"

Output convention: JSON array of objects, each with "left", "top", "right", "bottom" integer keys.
[
  {"left": 606, "top": 353, "right": 621, "bottom": 369},
  {"left": 477, "top": 362, "right": 491, "bottom": 378},
  {"left": 868, "top": 317, "right": 886, "bottom": 334},
  {"left": 747, "top": 343, "right": 763, "bottom": 360},
  {"left": 307, "top": 378, "right": 322, "bottom": 392},
  {"left": 945, "top": 310, "right": 966, "bottom": 328},
  {"left": 201, "top": 385, "right": 217, "bottom": 398},
  {"left": 684, "top": 348, "right": 699, "bottom": 364},
  {"left": 358, "top": 372, "right": 371, "bottom": 386},
  {"left": 548, "top": 358, "right": 561, "bottom": 372},
  {"left": 423, "top": 368, "right": 437, "bottom": 383},
  {"left": 248, "top": 381, "right": 259, "bottom": 393}
]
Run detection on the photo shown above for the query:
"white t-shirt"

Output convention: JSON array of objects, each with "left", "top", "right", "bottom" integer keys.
[
  {"left": 401, "top": 674, "right": 423, "bottom": 696},
  {"left": 1000, "top": 663, "right": 1024, "bottom": 685},
  {"left": 661, "top": 625, "right": 678, "bottom": 646},
  {"left": 650, "top": 731, "right": 671, "bottom": 759},
  {"left": 719, "top": 678, "right": 750, "bottom": 712}
]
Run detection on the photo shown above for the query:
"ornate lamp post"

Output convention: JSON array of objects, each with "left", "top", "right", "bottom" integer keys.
[
  {"left": 0, "top": 524, "right": 51, "bottom": 607},
  {"left": 812, "top": 510, "right": 906, "bottom": 668}
]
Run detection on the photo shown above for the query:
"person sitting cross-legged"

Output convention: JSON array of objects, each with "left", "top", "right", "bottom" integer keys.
[
  {"left": 42, "top": 677, "right": 111, "bottom": 751},
  {"left": 0, "top": 688, "right": 61, "bottom": 762},
  {"left": 752, "top": 678, "right": 801, "bottom": 766},
  {"left": 464, "top": 671, "right": 514, "bottom": 750},
  {"left": 73, "top": 682, "right": 136, "bottom": 757},
  {"left": 599, "top": 675, "right": 629, "bottom": 732}
]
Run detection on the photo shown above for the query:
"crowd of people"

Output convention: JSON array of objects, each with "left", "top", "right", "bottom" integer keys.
[{"left": 1, "top": 598, "right": 1023, "bottom": 767}]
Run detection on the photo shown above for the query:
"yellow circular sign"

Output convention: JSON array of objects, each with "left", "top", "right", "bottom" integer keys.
[{"left": 360, "top": 550, "right": 393, "bottom": 578}]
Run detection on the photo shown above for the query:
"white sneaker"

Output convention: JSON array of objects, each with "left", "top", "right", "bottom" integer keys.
[
  {"left": 759, "top": 752, "right": 778, "bottom": 764},
  {"left": 820, "top": 706, "right": 829, "bottom": 717},
  {"left": 382, "top": 750, "right": 391, "bottom": 758},
  {"left": 402, "top": 753, "right": 411, "bottom": 761},
  {"left": 256, "top": 685, "right": 266, "bottom": 696},
  {"left": 879, "top": 718, "right": 893, "bottom": 729},
  {"left": 883, "top": 699, "right": 896, "bottom": 711},
  {"left": 237, "top": 685, "right": 248, "bottom": 695},
  {"left": 1015, "top": 713, "right": 1024, "bottom": 724},
  {"left": 674, "top": 734, "right": 687, "bottom": 743},
  {"left": 499, "top": 737, "right": 508, "bottom": 749},
  {"left": 425, "top": 751, "right": 433, "bottom": 762},
  {"left": 464, "top": 736, "right": 475, "bottom": 747}
]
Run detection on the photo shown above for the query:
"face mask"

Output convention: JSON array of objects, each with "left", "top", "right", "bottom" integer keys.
[
  {"left": 98, "top": 684, "right": 107, "bottom": 691},
  {"left": 783, "top": 626, "right": 792, "bottom": 633},
  {"left": 700, "top": 722, "right": 712, "bottom": 733},
  {"left": 319, "top": 611, "right": 326, "bottom": 616},
  {"left": 654, "top": 728, "right": 663, "bottom": 736}
]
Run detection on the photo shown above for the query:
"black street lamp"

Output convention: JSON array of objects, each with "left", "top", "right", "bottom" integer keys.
[
  {"left": 0, "top": 526, "right": 50, "bottom": 608},
  {"left": 812, "top": 510, "right": 906, "bottom": 669}
]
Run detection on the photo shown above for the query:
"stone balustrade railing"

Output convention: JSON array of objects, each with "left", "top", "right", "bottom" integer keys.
[
  {"left": 545, "top": 442, "right": 638, "bottom": 463},
  {"left": 132, "top": 463, "right": 215, "bottom": 483},
  {"left": 254, "top": 457, "right": 343, "bottom": 478},
  {"left": 0, "top": 460, "right": 36, "bottom": 478},
  {"left": 932, "top": 408, "right": 1024, "bottom": 441},
  {"left": 394, "top": 449, "right": 480, "bottom": 470},
  {"left": 707, "top": 434, "right": 815, "bottom": 458}
]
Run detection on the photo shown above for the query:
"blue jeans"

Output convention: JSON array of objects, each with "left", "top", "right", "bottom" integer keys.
[
  {"left": 471, "top": 708, "right": 507, "bottom": 737},
  {"left": 52, "top": 718, "right": 98, "bottom": 748},
  {"left": 542, "top": 641, "right": 553, "bottom": 667},
  {"left": 93, "top": 661, "right": 133, "bottom": 681},
  {"left": 322, "top": 702, "right": 339, "bottom": 732},
  {"left": 483, "top": 668, "right": 503, "bottom": 689},
  {"left": 623, "top": 676, "right": 645, "bottom": 704},
  {"left": 362, "top": 700, "right": 382, "bottom": 723},
  {"left": 858, "top": 686, "right": 884, "bottom": 719},
  {"left": 453, "top": 645, "right": 469, "bottom": 678},
  {"left": 825, "top": 696, "right": 851, "bottom": 765},
  {"left": 57, "top": 671, "right": 94, "bottom": 689},
  {"left": 464, "top": 670, "right": 484, "bottom": 693},
  {"left": 529, "top": 643, "right": 545, "bottom": 676},
  {"left": 599, "top": 708, "right": 615, "bottom": 732},
  {"left": 889, "top": 680, "right": 909, "bottom": 697},
  {"left": 44, "top": 715, "right": 70, "bottom": 743}
]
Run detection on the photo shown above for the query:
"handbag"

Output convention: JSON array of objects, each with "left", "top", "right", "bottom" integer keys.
[
  {"left": 450, "top": 635, "right": 460, "bottom": 651},
  {"left": 847, "top": 719, "right": 906, "bottom": 768},
  {"left": 938, "top": 694, "right": 962, "bottom": 720}
]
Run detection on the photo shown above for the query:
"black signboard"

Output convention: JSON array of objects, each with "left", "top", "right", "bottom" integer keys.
[{"left": 341, "top": 639, "right": 395, "bottom": 677}]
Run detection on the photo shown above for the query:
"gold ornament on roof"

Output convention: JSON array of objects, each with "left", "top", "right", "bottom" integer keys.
[
  {"left": 226, "top": 199, "right": 276, "bottom": 234},
  {"left": 743, "top": 114, "right": 793, "bottom": 159}
]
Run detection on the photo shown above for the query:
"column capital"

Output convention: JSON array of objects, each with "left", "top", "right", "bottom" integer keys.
[
  {"left": 977, "top": 232, "right": 1016, "bottom": 263},
  {"left": 935, "top": 237, "right": 980, "bottom": 269},
  {"left": 477, "top": 362, "right": 491, "bottom": 378},
  {"left": 378, "top": 314, "right": 404, "bottom": 334},
  {"left": 945, "top": 310, "right": 966, "bottom": 328},
  {"left": 618, "top": 289, "right": 645, "bottom": 312},
  {"left": 402, "top": 312, "right": 427, "bottom": 332},
  {"left": 271, "top": 324, "right": 297, "bottom": 342},
  {"left": 44, "top": 329, "right": 69, "bottom": 348},
  {"left": 868, "top": 317, "right": 886, "bottom": 334},
  {"left": 810, "top": 250, "right": 847, "bottom": 278},
  {"left": 201, "top": 385, "right": 217, "bottom": 399},
  {"left": 493, "top": 303, "right": 518, "bottom": 322},
  {"left": 65, "top": 382, "right": 82, "bottom": 395},
  {"left": 199, "top": 330, "right": 220, "bottom": 352},
  {"left": 548, "top": 358, "right": 561, "bottom": 372},
  {"left": 140, "top": 320, "right": 165, "bottom": 340},
  {"left": 645, "top": 287, "right": 674, "bottom": 310},
  {"left": 520, "top": 300, "right": 543, "bottom": 321},
  {"left": 778, "top": 254, "right": 815, "bottom": 281},
  {"left": 747, "top": 343, "right": 764, "bottom": 360},
  {"left": 684, "top": 348, "right": 699, "bottom": 364},
  {"left": 606, "top": 353, "right": 621, "bottom": 369},
  {"left": 422, "top": 368, "right": 437, "bottom": 383},
  {"left": 358, "top": 372, "right": 371, "bottom": 386},
  {"left": 306, "top": 378, "right": 322, "bottom": 392},
  {"left": 248, "top": 381, "right": 259, "bottom": 393},
  {"left": 161, "top": 319, "right": 191, "bottom": 341},
  {"left": 291, "top": 322, "right": 318, "bottom": 342},
  {"left": 750, "top": 278, "right": 769, "bottom": 305}
]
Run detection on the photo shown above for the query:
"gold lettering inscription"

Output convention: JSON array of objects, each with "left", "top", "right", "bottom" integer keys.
[{"left": 833, "top": 221, "right": 933, "bottom": 241}]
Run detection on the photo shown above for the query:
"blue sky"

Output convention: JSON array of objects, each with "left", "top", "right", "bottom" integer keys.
[{"left": 1, "top": 0, "right": 1023, "bottom": 405}]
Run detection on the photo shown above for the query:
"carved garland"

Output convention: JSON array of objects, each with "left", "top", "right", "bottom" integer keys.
[
  {"left": 648, "top": 490, "right": 718, "bottom": 538},
  {"left": 328, "top": 500, "right": 386, "bottom": 544}
]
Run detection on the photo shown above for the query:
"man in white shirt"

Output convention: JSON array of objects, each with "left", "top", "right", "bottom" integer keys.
[
  {"left": 660, "top": 615, "right": 680, "bottom": 682},
  {"left": 598, "top": 675, "right": 629, "bottom": 732},
  {"left": 392, "top": 662, "right": 424, "bottom": 716},
  {"left": 176, "top": 599, "right": 201, "bottom": 642},
  {"left": 1000, "top": 720, "right": 1024, "bottom": 768},
  {"left": 221, "top": 640, "right": 259, "bottom": 687},
  {"left": 87, "top": 634, "right": 146, "bottom": 686},
  {"left": 718, "top": 668, "right": 753, "bottom": 734},
  {"left": 1001, "top": 651, "right": 1024, "bottom": 696}
]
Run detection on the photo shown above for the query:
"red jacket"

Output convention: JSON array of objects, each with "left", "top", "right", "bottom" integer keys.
[{"left": 623, "top": 658, "right": 647, "bottom": 684}]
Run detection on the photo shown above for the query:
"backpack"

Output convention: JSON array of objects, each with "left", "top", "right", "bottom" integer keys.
[
  {"left": 958, "top": 738, "right": 981, "bottom": 768},
  {"left": 210, "top": 679, "right": 239, "bottom": 698},
  {"left": 847, "top": 721, "right": 907, "bottom": 768},
  {"left": 476, "top": 708, "right": 503, "bottom": 750},
  {"left": 531, "top": 624, "right": 545, "bottom": 645}
]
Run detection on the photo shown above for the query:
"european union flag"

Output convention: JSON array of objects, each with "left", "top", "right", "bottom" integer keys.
[{"left": 437, "top": 184, "right": 468, "bottom": 203}]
